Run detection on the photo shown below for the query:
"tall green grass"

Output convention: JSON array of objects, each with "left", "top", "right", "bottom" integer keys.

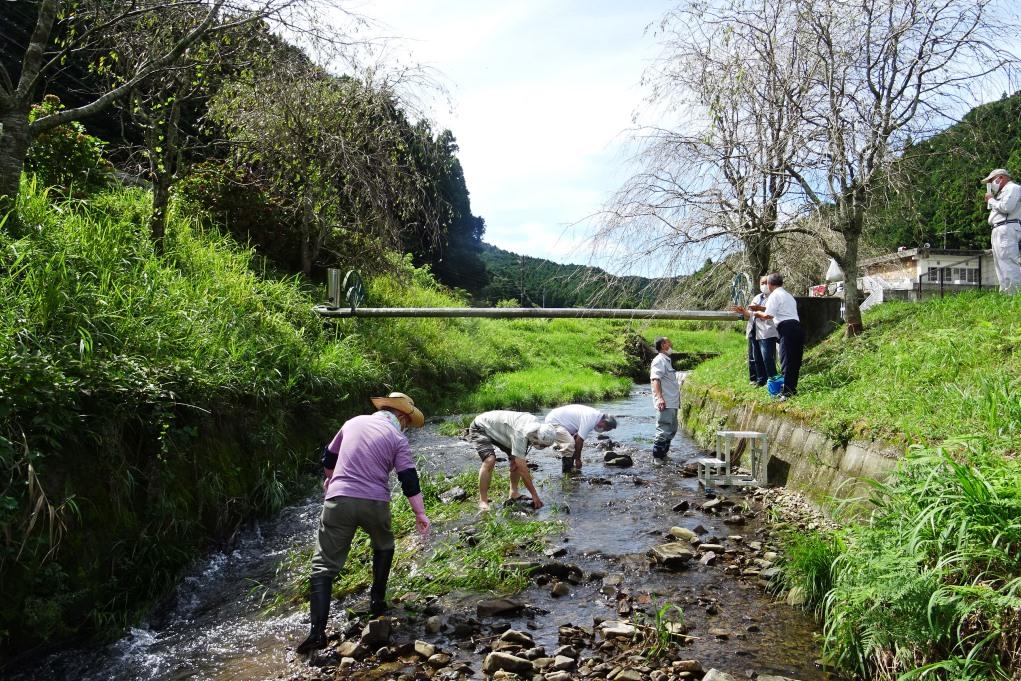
[{"left": 817, "top": 440, "right": 1021, "bottom": 680}]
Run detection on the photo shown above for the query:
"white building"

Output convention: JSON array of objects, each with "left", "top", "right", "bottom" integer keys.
[{"left": 857, "top": 248, "right": 995, "bottom": 307}]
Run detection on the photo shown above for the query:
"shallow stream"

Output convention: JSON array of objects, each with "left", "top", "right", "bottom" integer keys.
[{"left": 15, "top": 385, "right": 826, "bottom": 680}]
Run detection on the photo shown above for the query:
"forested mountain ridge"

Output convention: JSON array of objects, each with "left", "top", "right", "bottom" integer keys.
[
  {"left": 868, "top": 90, "right": 1021, "bottom": 251},
  {"left": 476, "top": 243, "right": 677, "bottom": 308}
]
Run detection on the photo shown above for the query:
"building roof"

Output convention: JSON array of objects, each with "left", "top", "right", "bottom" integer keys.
[{"left": 860, "top": 248, "right": 990, "bottom": 269}]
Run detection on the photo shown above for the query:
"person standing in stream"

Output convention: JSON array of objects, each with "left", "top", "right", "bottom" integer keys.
[
  {"left": 296, "top": 392, "right": 431, "bottom": 654},
  {"left": 650, "top": 336, "right": 680, "bottom": 459}
]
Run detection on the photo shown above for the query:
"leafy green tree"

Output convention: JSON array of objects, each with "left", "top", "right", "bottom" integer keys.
[{"left": 210, "top": 58, "right": 444, "bottom": 275}]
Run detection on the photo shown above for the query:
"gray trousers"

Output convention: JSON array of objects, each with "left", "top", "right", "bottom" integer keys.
[
  {"left": 654, "top": 407, "right": 678, "bottom": 447},
  {"left": 992, "top": 222, "right": 1021, "bottom": 294},
  {"left": 311, "top": 496, "right": 394, "bottom": 580}
]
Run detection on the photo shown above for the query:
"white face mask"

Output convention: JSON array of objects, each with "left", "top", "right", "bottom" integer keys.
[{"left": 760, "top": 284, "right": 769, "bottom": 294}]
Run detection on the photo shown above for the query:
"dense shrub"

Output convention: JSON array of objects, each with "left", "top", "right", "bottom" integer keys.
[{"left": 25, "top": 95, "right": 112, "bottom": 194}]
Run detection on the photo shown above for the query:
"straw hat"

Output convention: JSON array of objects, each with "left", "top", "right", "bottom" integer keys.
[{"left": 370, "top": 392, "right": 425, "bottom": 428}]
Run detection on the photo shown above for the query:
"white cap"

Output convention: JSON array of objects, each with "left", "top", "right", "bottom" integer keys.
[{"left": 982, "top": 168, "right": 1011, "bottom": 183}]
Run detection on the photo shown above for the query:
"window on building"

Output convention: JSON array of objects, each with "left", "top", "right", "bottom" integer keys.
[{"left": 926, "top": 266, "right": 978, "bottom": 284}]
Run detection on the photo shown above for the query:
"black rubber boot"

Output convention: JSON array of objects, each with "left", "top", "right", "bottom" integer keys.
[
  {"left": 296, "top": 574, "right": 332, "bottom": 654},
  {"left": 652, "top": 442, "right": 668, "bottom": 459},
  {"left": 369, "top": 549, "right": 395, "bottom": 617}
]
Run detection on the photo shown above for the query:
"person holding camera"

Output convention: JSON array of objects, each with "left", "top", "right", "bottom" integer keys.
[{"left": 982, "top": 168, "right": 1021, "bottom": 294}]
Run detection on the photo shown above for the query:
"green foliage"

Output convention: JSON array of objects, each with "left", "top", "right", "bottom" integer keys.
[
  {"left": 687, "top": 291, "right": 1021, "bottom": 449},
  {"left": 868, "top": 90, "right": 1021, "bottom": 251},
  {"left": 821, "top": 441, "right": 1021, "bottom": 680},
  {"left": 774, "top": 529, "right": 845, "bottom": 616},
  {"left": 25, "top": 95, "right": 112, "bottom": 195},
  {"left": 478, "top": 243, "right": 670, "bottom": 308}
]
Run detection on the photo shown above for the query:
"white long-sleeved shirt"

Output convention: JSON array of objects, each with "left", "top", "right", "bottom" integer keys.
[
  {"left": 987, "top": 181, "right": 1021, "bottom": 226},
  {"left": 745, "top": 292, "right": 779, "bottom": 339},
  {"left": 764, "top": 286, "right": 800, "bottom": 325}
]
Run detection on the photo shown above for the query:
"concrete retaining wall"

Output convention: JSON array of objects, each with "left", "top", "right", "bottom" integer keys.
[{"left": 681, "top": 385, "right": 902, "bottom": 504}]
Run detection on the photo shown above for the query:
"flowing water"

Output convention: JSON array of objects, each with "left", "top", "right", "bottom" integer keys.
[{"left": 13, "top": 385, "right": 826, "bottom": 681}]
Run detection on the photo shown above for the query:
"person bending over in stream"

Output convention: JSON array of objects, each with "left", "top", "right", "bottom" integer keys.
[
  {"left": 544, "top": 404, "right": 618, "bottom": 472},
  {"left": 296, "top": 392, "right": 431, "bottom": 655},
  {"left": 469, "top": 410, "right": 570, "bottom": 511}
]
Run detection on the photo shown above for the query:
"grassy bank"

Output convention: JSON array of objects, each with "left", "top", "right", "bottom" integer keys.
[
  {"left": 686, "top": 293, "right": 1021, "bottom": 679},
  {"left": 0, "top": 182, "right": 739, "bottom": 660},
  {"left": 687, "top": 292, "right": 1021, "bottom": 451}
]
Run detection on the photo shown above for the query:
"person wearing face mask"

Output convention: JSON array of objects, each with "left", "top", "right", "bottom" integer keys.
[
  {"left": 744, "top": 273, "right": 804, "bottom": 402},
  {"left": 982, "top": 168, "right": 1021, "bottom": 294},
  {"left": 737, "top": 276, "right": 779, "bottom": 387},
  {"left": 296, "top": 392, "right": 430, "bottom": 654}
]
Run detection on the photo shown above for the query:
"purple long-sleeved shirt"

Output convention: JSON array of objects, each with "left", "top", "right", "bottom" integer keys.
[{"left": 324, "top": 412, "right": 415, "bottom": 502}]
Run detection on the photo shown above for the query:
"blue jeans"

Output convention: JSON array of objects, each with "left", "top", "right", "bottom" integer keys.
[
  {"left": 749, "top": 336, "right": 778, "bottom": 385},
  {"left": 757, "top": 337, "right": 777, "bottom": 383}
]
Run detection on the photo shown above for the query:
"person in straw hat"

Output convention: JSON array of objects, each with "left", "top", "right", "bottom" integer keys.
[
  {"left": 296, "top": 392, "right": 430, "bottom": 654},
  {"left": 982, "top": 167, "right": 1021, "bottom": 294},
  {"left": 469, "top": 410, "right": 571, "bottom": 511}
]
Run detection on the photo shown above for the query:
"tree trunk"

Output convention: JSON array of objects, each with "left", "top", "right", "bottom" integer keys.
[
  {"left": 840, "top": 225, "right": 863, "bottom": 336},
  {"left": 0, "top": 110, "right": 32, "bottom": 222},
  {"left": 300, "top": 203, "right": 314, "bottom": 276},
  {"left": 151, "top": 174, "right": 172, "bottom": 253},
  {"left": 744, "top": 232, "right": 772, "bottom": 280}
]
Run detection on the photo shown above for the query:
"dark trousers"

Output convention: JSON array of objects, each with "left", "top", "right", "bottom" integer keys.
[
  {"left": 748, "top": 335, "right": 778, "bottom": 385},
  {"left": 776, "top": 320, "right": 805, "bottom": 396}
]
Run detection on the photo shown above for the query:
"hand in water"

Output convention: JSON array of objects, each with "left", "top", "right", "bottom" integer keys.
[
  {"left": 532, "top": 497, "right": 544, "bottom": 510},
  {"left": 415, "top": 514, "right": 431, "bottom": 537}
]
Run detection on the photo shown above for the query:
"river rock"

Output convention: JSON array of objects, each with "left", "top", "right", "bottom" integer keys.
[
  {"left": 545, "top": 672, "right": 574, "bottom": 681},
  {"left": 708, "top": 628, "right": 731, "bottom": 639},
  {"left": 428, "top": 652, "right": 452, "bottom": 667},
  {"left": 651, "top": 542, "right": 694, "bottom": 569},
  {"left": 702, "top": 498, "right": 723, "bottom": 511},
  {"left": 337, "top": 640, "right": 368, "bottom": 659},
  {"left": 439, "top": 486, "right": 468, "bottom": 504},
  {"left": 483, "top": 651, "right": 535, "bottom": 675},
  {"left": 551, "top": 581, "right": 571, "bottom": 597},
  {"left": 339, "top": 656, "right": 356, "bottom": 670},
  {"left": 603, "top": 450, "right": 619, "bottom": 461},
  {"left": 500, "top": 629, "right": 536, "bottom": 647},
  {"left": 763, "top": 551, "right": 779, "bottom": 562},
  {"left": 478, "top": 598, "right": 525, "bottom": 618},
  {"left": 616, "top": 669, "right": 644, "bottom": 681},
  {"left": 360, "top": 617, "right": 392, "bottom": 647},
  {"left": 490, "top": 639, "right": 524, "bottom": 653},
  {"left": 723, "top": 514, "right": 745, "bottom": 525},
  {"left": 599, "top": 621, "right": 636, "bottom": 639},
  {"left": 698, "top": 543, "right": 725, "bottom": 553},
  {"left": 669, "top": 526, "right": 697, "bottom": 542},
  {"left": 672, "top": 500, "right": 690, "bottom": 512},
  {"left": 551, "top": 655, "right": 576, "bottom": 671},
  {"left": 786, "top": 586, "right": 807, "bottom": 607},
  {"left": 703, "top": 670, "right": 741, "bottom": 681},
  {"left": 425, "top": 615, "right": 443, "bottom": 635},
  {"left": 699, "top": 551, "right": 718, "bottom": 566},
  {"left": 758, "top": 675, "right": 803, "bottom": 681},
  {"left": 414, "top": 640, "right": 437, "bottom": 658},
  {"left": 553, "top": 645, "right": 577, "bottom": 659},
  {"left": 673, "top": 660, "right": 703, "bottom": 674},
  {"left": 606, "top": 454, "right": 634, "bottom": 467}
]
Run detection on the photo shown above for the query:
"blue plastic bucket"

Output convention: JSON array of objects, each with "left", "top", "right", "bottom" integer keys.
[{"left": 766, "top": 374, "right": 785, "bottom": 396}]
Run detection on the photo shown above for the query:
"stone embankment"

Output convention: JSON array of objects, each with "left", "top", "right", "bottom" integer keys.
[{"left": 681, "top": 384, "right": 902, "bottom": 504}]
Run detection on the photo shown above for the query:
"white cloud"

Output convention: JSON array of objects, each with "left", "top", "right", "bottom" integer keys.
[{"left": 346, "top": 0, "right": 664, "bottom": 271}]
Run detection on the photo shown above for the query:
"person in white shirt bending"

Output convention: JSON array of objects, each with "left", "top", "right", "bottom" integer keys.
[
  {"left": 544, "top": 404, "right": 618, "bottom": 472},
  {"left": 750, "top": 273, "right": 804, "bottom": 401}
]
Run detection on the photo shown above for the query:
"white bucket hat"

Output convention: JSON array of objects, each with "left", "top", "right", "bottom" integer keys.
[{"left": 982, "top": 168, "right": 1011, "bottom": 183}]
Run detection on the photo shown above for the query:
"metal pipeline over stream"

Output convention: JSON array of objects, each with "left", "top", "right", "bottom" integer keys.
[{"left": 314, "top": 306, "right": 742, "bottom": 320}]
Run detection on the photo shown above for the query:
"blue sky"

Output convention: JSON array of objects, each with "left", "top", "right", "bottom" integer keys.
[{"left": 352, "top": 0, "right": 669, "bottom": 268}]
